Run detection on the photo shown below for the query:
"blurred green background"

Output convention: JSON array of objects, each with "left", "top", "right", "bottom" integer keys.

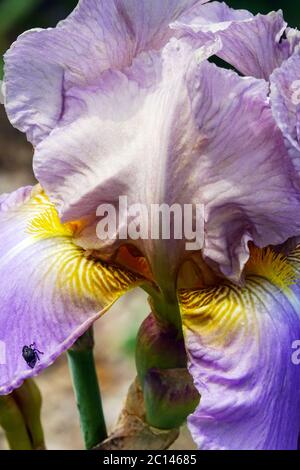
[{"left": 0, "top": 0, "right": 299, "bottom": 78}]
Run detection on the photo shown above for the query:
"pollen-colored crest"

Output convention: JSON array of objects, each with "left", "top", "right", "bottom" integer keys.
[{"left": 245, "top": 246, "right": 298, "bottom": 290}]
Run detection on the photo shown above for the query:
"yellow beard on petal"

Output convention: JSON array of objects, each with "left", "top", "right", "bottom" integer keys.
[
  {"left": 179, "top": 283, "right": 255, "bottom": 347},
  {"left": 24, "top": 189, "right": 140, "bottom": 306},
  {"left": 245, "top": 246, "right": 298, "bottom": 291},
  {"left": 179, "top": 246, "right": 300, "bottom": 348},
  {"left": 26, "top": 192, "right": 83, "bottom": 239},
  {"left": 27, "top": 209, "right": 75, "bottom": 239}
]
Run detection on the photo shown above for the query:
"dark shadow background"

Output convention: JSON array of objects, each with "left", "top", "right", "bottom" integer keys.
[{"left": 0, "top": 0, "right": 299, "bottom": 450}]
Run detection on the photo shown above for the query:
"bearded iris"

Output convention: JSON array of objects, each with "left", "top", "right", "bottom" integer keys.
[{"left": 1, "top": 0, "right": 300, "bottom": 450}]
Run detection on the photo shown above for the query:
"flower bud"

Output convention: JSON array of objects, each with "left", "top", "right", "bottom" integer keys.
[
  {"left": 136, "top": 313, "right": 186, "bottom": 381},
  {"left": 136, "top": 313, "right": 199, "bottom": 429},
  {"left": 0, "top": 379, "right": 45, "bottom": 450}
]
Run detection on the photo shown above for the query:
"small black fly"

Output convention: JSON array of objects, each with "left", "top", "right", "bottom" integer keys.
[{"left": 22, "top": 343, "right": 44, "bottom": 369}]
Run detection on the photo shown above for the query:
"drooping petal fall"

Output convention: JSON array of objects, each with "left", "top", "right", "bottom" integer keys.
[
  {"left": 0, "top": 186, "right": 140, "bottom": 395},
  {"left": 179, "top": 246, "right": 300, "bottom": 450}
]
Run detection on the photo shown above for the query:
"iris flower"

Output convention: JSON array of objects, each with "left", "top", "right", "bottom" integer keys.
[{"left": 1, "top": 0, "right": 300, "bottom": 450}]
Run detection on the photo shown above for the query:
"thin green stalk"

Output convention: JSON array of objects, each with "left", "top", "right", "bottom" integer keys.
[{"left": 67, "top": 327, "right": 107, "bottom": 449}]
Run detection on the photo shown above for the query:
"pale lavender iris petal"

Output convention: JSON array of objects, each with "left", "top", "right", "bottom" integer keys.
[
  {"left": 32, "top": 39, "right": 220, "bottom": 280},
  {"left": 180, "top": 267, "right": 300, "bottom": 449},
  {"left": 3, "top": 0, "right": 209, "bottom": 146},
  {"left": 187, "top": 62, "right": 300, "bottom": 280},
  {"left": 172, "top": 1, "right": 300, "bottom": 79},
  {"left": 270, "top": 54, "right": 300, "bottom": 172},
  {"left": 31, "top": 36, "right": 300, "bottom": 281},
  {"left": 173, "top": 0, "right": 253, "bottom": 31},
  {"left": 0, "top": 187, "right": 139, "bottom": 395},
  {"left": 0, "top": 186, "right": 32, "bottom": 208}
]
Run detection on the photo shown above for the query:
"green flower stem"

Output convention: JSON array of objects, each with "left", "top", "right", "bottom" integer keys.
[
  {"left": 149, "top": 293, "right": 183, "bottom": 336},
  {"left": 67, "top": 327, "right": 107, "bottom": 449}
]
